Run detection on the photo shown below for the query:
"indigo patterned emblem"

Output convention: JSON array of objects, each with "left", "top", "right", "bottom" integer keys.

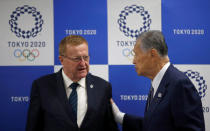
[
  {"left": 9, "top": 5, "right": 44, "bottom": 39},
  {"left": 185, "top": 70, "right": 207, "bottom": 98},
  {"left": 117, "top": 5, "right": 152, "bottom": 38}
]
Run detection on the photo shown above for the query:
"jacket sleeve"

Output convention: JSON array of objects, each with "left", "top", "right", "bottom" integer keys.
[
  {"left": 123, "top": 113, "right": 143, "bottom": 131},
  {"left": 105, "top": 83, "right": 120, "bottom": 131},
  {"left": 26, "top": 80, "right": 44, "bottom": 131}
]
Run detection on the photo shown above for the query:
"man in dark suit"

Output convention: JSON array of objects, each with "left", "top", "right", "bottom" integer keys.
[
  {"left": 26, "top": 35, "right": 119, "bottom": 131},
  {"left": 111, "top": 30, "right": 205, "bottom": 131}
]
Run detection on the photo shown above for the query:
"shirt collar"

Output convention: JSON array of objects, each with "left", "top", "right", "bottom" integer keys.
[
  {"left": 152, "top": 62, "right": 170, "bottom": 96},
  {"left": 62, "top": 69, "right": 86, "bottom": 89}
]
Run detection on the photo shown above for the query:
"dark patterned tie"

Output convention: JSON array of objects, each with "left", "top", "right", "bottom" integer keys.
[
  {"left": 146, "top": 86, "right": 154, "bottom": 111},
  {"left": 69, "top": 82, "right": 79, "bottom": 120}
]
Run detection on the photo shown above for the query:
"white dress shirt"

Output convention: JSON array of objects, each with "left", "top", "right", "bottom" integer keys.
[
  {"left": 151, "top": 62, "right": 170, "bottom": 97},
  {"left": 62, "top": 70, "right": 87, "bottom": 127}
]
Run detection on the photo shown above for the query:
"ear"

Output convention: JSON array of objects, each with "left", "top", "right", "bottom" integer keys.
[
  {"left": 59, "top": 56, "right": 64, "bottom": 65},
  {"left": 150, "top": 48, "right": 158, "bottom": 57}
]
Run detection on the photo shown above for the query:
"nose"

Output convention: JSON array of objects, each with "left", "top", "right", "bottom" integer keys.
[
  {"left": 79, "top": 58, "right": 86, "bottom": 65},
  {"left": 81, "top": 57, "right": 85, "bottom": 62}
]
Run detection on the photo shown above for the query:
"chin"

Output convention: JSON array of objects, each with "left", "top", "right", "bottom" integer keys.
[
  {"left": 135, "top": 69, "right": 140, "bottom": 75},
  {"left": 136, "top": 70, "right": 142, "bottom": 76},
  {"left": 79, "top": 72, "right": 88, "bottom": 78}
]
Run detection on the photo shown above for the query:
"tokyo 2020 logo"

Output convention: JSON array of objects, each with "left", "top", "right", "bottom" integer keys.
[
  {"left": 9, "top": 5, "right": 44, "bottom": 39},
  {"left": 117, "top": 5, "right": 152, "bottom": 38}
]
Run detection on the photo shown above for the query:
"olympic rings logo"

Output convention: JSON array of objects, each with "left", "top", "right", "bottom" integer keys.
[
  {"left": 14, "top": 49, "right": 40, "bottom": 61},
  {"left": 122, "top": 48, "right": 134, "bottom": 61}
]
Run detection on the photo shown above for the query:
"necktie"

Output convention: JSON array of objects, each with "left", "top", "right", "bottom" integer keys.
[
  {"left": 69, "top": 82, "right": 79, "bottom": 120},
  {"left": 146, "top": 86, "right": 154, "bottom": 111}
]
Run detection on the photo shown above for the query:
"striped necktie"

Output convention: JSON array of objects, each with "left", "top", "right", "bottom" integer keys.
[
  {"left": 69, "top": 82, "right": 79, "bottom": 121},
  {"left": 146, "top": 86, "right": 154, "bottom": 111}
]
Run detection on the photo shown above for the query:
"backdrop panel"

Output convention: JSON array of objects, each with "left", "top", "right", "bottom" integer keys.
[
  {"left": 108, "top": 0, "right": 161, "bottom": 65},
  {"left": 0, "top": 0, "right": 54, "bottom": 66},
  {"left": 109, "top": 65, "right": 150, "bottom": 117},
  {"left": 162, "top": 0, "right": 210, "bottom": 64},
  {"left": 0, "top": 0, "right": 209, "bottom": 131},
  {"left": 54, "top": 0, "right": 108, "bottom": 65},
  {"left": 0, "top": 66, "right": 54, "bottom": 130}
]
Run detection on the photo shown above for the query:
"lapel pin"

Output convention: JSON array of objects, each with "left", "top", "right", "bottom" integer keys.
[
  {"left": 90, "top": 84, "right": 94, "bottom": 88},
  {"left": 158, "top": 93, "right": 162, "bottom": 98}
]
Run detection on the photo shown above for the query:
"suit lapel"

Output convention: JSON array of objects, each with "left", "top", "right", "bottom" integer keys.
[
  {"left": 80, "top": 73, "right": 97, "bottom": 127},
  {"left": 144, "top": 65, "right": 173, "bottom": 125},
  {"left": 55, "top": 69, "right": 77, "bottom": 125},
  {"left": 149, "top": 81, "right": 169, "bottom": 112}
]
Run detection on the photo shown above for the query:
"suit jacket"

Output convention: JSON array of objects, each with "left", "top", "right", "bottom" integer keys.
[
  {"left": 123, "top": 64, "right": 205, "bottom": 131},
  {"left": 26, "top": 69, "right": 119, "bottom": 131}
]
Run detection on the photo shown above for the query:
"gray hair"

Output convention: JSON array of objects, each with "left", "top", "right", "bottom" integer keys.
[{"left": 137, "top": 30, "right": 168, "bottom": 57}]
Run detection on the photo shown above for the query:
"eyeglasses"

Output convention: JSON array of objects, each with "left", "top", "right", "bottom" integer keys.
[{"left": 62, "top": 55, "right": 89, "bottom": 62}]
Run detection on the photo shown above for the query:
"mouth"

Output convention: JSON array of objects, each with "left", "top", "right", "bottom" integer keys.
[{"left": 78, "top": 67, "right": 86, "bottom": 72}]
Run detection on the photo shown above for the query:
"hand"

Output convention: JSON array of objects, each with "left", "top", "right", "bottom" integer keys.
[{"left": 110, "top": 98, "right": 125, "bottom": 124}]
